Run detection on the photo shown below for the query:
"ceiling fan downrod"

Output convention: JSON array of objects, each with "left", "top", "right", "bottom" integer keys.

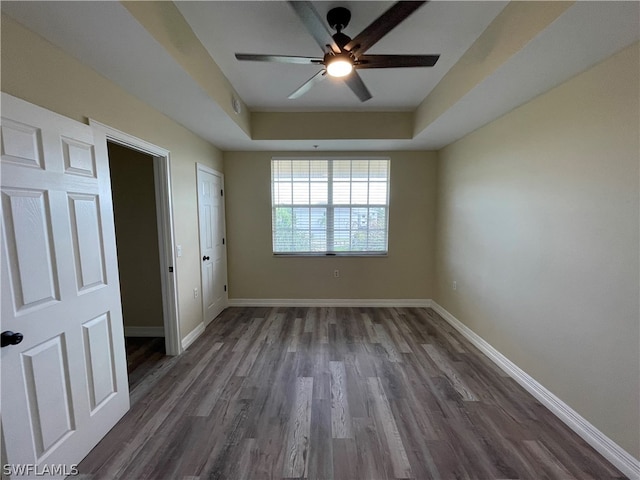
[{"left": 327, "top": 7, "right": 353, "bottom": 51}]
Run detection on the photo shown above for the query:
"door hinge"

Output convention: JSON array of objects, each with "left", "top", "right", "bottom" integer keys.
[
  {"left": 222, "top": 237, "right": 225, "bottom": 245},
  {"left": 221, "top": 189, "right": 224, "bottom": 197},
  {"left": 169, "top": 266, "right": 174, "bottom": 273},
  {"left": 224, "top": 285, "right": 227, "bottom": 292}
]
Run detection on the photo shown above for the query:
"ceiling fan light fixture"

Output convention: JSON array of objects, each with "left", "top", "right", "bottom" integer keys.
[
  {"left": 236, "top": 2, "right": 437, "bottom": 101},
  {"left": 326, "top": 57, "right": 353, "bottom": 77}
]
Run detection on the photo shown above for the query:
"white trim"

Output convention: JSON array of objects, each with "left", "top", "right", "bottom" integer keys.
[
  {"left": 124, "top": 326, "right": 165, "bottom": 338},
  {"left": 228, "top": 298, "right": 432, "bottom": 308},
  {"left": 153, "top": 148, "right": 181, "bottom": 355},
  {"left": 430, "top": 301, "right": 640, "bottom": 479},
  {"left": 89, "top": 119, "right": 182, "bottom": 356},
  {"left": 181, "top": 322, "right": 205, "bottom": 350},
  {"left": 89, "top": 121, "right": 170, "bottom": 157}
]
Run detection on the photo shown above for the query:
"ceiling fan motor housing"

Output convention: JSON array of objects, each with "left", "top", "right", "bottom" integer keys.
[{"left": 327, "top": 7, "right": 351, "bottom": 32}]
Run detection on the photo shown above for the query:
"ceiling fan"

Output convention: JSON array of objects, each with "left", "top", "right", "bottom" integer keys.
[{"left": 235, "top": 1, "right": 440, "bottom": 102}]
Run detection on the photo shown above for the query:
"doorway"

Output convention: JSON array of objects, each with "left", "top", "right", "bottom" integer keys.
[
  {"left": 107, "top": 143, "right": 167, "bottom": 389},
  {"left": 90, "top": 120, "right": 181, "bottom": 357}
]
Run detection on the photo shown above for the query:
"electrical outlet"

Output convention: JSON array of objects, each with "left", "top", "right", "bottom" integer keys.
[
  {"left": 452, "top": 280, "right": 457, "bottom": 291},
  {"left": 194, "top": 288, "right": 199, "bottom": 298},
  {"left": 333, "top": 269, "right": 340, "bottom": 278}
]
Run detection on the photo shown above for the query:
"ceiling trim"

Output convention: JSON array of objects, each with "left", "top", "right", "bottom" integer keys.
[
  {"left": 122, "top": 0, "right": 251, "bottom": 136},
  {"left": 413, "top": 0, "right": 574, "bottom": 136}
]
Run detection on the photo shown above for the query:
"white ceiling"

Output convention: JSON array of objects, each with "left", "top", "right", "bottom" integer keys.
[
  {"left": 2, "top": 1, "right": 639, "bottom": 151},
  {"left": 176, "top": 1, "right": 507, "bottom": 111}
]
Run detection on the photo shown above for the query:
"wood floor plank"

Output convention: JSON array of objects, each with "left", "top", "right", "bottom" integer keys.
[
  {"left": 361, "top": 313, "right": 380, "bottom": 344},
  {"left": 329, "top": 361, "right": 352, "bottom": 439},
  {"left": 341, "top": 353, "right": 370, "bottom": 419},
  {"left": 383, "top": 310, "right": 413, "bottom": 353},
  {"left": 367, "top": 377, "right": 413, "bottom": 479},
  {"left": 199, "top": 398, "right": 254, "bottom": 479},
  {"left": 524, "top": 439, "right": 578, "bottom": 479},
  {"left": 374, "top": 323, "right": 403, "bottom": 363},
  {"left": 304, "top": 308, "right": 316, "bottom": 333},
  {"left": 236, "top": 311, "right": 278, "bottom": 376},
  {"left": 233, "top": 439, "right": 259, "bottom": 480},
  {"left": 128, "top": 350, "right": 180, "bottom": 406},
  {"left": 282, "top": 377, "right": 314, "bottom": 478},
  {"left": 312, "top": 344, "right": 331, "bottom": 401},
  {"left": 232, "top": 317, "right": 263, "bottom": 352},
  {"left": 332, "top": 438, "right": 359, "bottom": 480},
  {"left": 308, "top": 398, "right": 334, "bottom": 480},
  {"left": 423, "top": 343, "right": 479, "bottom": 401},
  {"left": 287, "top": 317, "right": 303, "bottom": 353},
  {"left": 390, "top": 396, "right": 441, "bottom": 479},
  {"left": 78, "top": 307, "right": 628, "bottom": 480},
  {"left": 351, "top": 417, "right": 392, "bottom": 480},
  {"left": 316, "top": 307, "right": 330, "bottom": 345}
]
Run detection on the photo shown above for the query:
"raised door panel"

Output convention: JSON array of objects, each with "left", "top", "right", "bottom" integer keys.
[
  {"left": 213, "top": 183, "right": 225, "bottom": 306},
  {"left": 1, "top": 188, "right": 60, "bottom": 314},
  {"left": 203, "top": 261, "right": 214, "bottom": 311},
  {"left": 82, "top": 313, "right": 117, "bottom": 411},
  {"left": 21, "top": 335, "right": 75, "bottom": 460},
  {"left": 62, "top": 136, "right": 97, "bottom": 178},
  {"left": 68, "top": 193, "right": 107, "bottom": 293},
  {"left": 0, "top": 118, "right": 44, "bottom": 169},
  {"left": 204, "top": 203, "right": 213, "bottom": 250}
]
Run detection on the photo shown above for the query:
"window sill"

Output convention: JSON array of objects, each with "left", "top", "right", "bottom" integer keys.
[{"left": 273, "top": 252, "right": 388, "bottom": 258}]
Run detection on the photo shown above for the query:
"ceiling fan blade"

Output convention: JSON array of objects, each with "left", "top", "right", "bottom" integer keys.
[
  {"left": 356, "top": 54, "right": 440, "bottom": 68},
  {"left": 343, "top": 71, "right": 372, "bottom": 102},
  {"left": 344, "top": 1, "right": 426, "bottom": 55},
  {"left": 235, "top": 53, "right": 323, "bottom": 65},
  {"left": 288, "top": 70, "right": 327, "bottom": 99},
  {"left": 288, "top": 2, "right": 340, "bottom": 53}
]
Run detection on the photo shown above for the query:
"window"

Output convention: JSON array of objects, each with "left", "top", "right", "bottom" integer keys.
[{"left": 271, "top": 158, "right": 390, "bottom": 255}]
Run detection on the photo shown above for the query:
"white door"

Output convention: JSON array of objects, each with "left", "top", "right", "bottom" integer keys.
[
  {"left": 1, "top": 94, "right": 129, "bottom": 474},
  {"left": 197, "top": 165, "right": 227, "bottom": 325}
]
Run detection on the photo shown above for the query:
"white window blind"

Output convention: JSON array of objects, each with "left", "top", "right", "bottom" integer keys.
[{"left": 271, "top": 158, "right": 390, "bottom": 255}]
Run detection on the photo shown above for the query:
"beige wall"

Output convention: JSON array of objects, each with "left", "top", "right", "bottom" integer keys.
[
  {"left": 108, "top": 143, "right": 164, "bottom": 330},
  {"left": 4, "top": 8, "right": 638, "bottom": 460},
  {"left": 224, "top": 151, "right": 436, "bottom": 299},
  {"left": 252, "top": 112, "right": 412, "bottom": 140},
  {"left": 434, "top": 42, "right": 639, "bottom": 457},
  {"left": 1, "top": 14, "right": 222, "bottom": 339}
]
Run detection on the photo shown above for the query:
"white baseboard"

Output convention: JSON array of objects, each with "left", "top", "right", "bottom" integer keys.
[
  {"left": 181, "top": 322, "right": 205, "bottom": 350},
  {"left": 124, "top": 326, "right": 165, "bottom": 337},
  {"left": 430, "top": 301, "right": 640, "bottom": 479},
  {"left": 227, "top": 298, "right": 432, "bottom": 308}
]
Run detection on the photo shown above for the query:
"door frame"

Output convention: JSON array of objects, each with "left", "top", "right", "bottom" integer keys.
[
  {"left": 196, "top": 163, "right": 228, "bottom": 326},
  {"left": 90, "top": 120, "right": 181, "bottom": 356}
]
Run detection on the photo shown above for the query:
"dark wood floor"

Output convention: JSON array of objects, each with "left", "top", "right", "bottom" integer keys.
[
  {"left": 125, "top": 337, "right": 165, "bottom": 383},
  {"left": 124, "top": 336, "right": 178, "bottom": 405},
  {"left": 79, "top": 307, "right": 626, "bottom": 479}
]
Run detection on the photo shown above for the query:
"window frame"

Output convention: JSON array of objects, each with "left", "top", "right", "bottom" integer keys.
[{"left": 271, "top": 156, "right": 391, "bottom": 257}]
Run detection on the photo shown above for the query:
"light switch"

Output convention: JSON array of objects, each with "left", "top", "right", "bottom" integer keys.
[{"left": 177, "top": 244, "right": 183, "bottom": 257}]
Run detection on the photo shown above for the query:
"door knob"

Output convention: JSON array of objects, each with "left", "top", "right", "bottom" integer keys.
[
  {"left": 1, "top": 331, "right": 23, "bottom": 348},
  {"left": 202, "top": 256, "right": 210, "bottom": 261}
]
